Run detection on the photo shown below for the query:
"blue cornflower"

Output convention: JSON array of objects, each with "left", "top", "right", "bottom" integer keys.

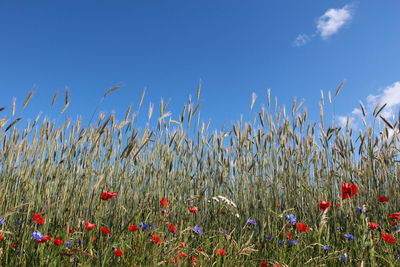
[
  {"left": 322, "top": 246, "right": 330, "bottom": 251},
  {"left": 32, "top": 231, "right": 43, "bottom": 241},
  {"left": 357, "top": 206, "right": 363, "bottom": 212},
  {"left": 140, "top": 222, "right": 151, "bottom": 230},
  {"left": 338, "top": 254, "right": 348, "bottom": 262},
  {"left": 278, "top": 240, "right": 284, "bottom": 245},
  {"left": 266, "top": 235, "right": 273, "bottom": 240},
  {"left": 194, "top": 226, "right": 203, "bottom": 234},
  {"left": 20, "top": 197, "right": 26, "bottom": 201},
  {"left": 247, "top": 219, "right": 256, "bottom": 225},
  {"left": 344, "top": 233, "right": 354, "bottom": 240},
  {"left": 287, "top": 240, "right": 297, "bottom": 245},
  {"left": 15, "top": 221, "right": 23, "bottom": 226},
  {"left": 0, "top": 219, "right": 4, "bottom": 225},
  {"left": 65, "top": 241, "right": 72, "bottom": 246},
  {"left": 285, "top": 214, "right": 297, "bottom": 225}
]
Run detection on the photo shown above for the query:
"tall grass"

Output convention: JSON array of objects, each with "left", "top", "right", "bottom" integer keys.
[{"left": 0, "top": 85, "right": 399, "bottom": 266}]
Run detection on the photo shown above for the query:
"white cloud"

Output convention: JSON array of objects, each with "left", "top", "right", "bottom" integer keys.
[
  {"left": 293, "top": 34, "right": 311, "bottom": 47},
  {"left": 294, "top": 5, "right": 353, "bottom": 46},
  {"left": 351, "top": 108, "right": 362, "bottom": 117},
  {"left": 316, "top": 5, "right": 352, "bottom": 39},
  {"left": 367, "top": 81, "right": 400, "bottom": 120}
]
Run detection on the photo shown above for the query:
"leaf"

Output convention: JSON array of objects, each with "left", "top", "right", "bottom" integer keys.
[
  {"left": 374, "top": 103, "right": 387, "bottom": 118},
  {"left": 380, "top": 115, "right": 394, "bottom": 129}
]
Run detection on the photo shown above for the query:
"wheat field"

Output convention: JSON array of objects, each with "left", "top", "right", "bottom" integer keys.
[{"left": 0, "top": 84, "right": 399, "bottom": 266}]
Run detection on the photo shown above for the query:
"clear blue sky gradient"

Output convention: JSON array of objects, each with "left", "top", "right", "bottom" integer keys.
[{"left": 0, "top": 0, "right": 399, "bottom": 129}]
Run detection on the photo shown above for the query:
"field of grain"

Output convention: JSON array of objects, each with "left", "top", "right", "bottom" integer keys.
[{"left": 0, "top": 86, "right": 399, "bottom": 266}]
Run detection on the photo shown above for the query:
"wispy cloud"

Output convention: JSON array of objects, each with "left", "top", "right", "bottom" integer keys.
[
  {"left": 293, "top": 34, "right": 311, "bottom": 47},
  {"left": 317, "top": 5, "right": 352, "bottom": 39},
  {"left": 293, "top": 5, "right": 353, "bottom": 46}
]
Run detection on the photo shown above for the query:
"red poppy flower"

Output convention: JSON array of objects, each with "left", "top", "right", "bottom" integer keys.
[
  {"left": 189, "top": 206, "right": 198, "bottom": 214},
  {"left": 191, "top": 256, "right": 198, "bottom": 265},
  {"left": 11, "top": 244, "right": 17, "bottom": 248},
  {"left": 178, "top": 251, "right": 188, "bottom": 258},
  {"left": 92, "top": 237, "right": 97, "bottom": 242},
  {"left": 85, "top": 222, "right": 95, "bottom": 230},
  {"left": 114, "top": 248, "right": 124, "bottom": 257},
  {"left": 260, "top": 261, "right": 269, "bottom": 267},
  {"left": 101, "top": 191, "right": 117, "bottom": 201},
  {"left": 32, "top": 213, "right": 45, "bottom": 224},
  {"left": 37, "top": 235, "right": 51, "bottom": 243},
  {"left": 53, "top": 238, "right": 64, "bottom": 246},
  {"left": 296, "top": 222, "right": 310, "bottom": 232},
  {"left": 68, "top": 227, "right": 73, "bottom": 233},
  {"left": 342, "top": 183, "right": 358, "bottom": 200},
  {"left": 35, "top": 218, "right": 45, "bottom": 224},
  {"left": 335, "top": 204, "right": 340, "bottom": 207},
  {"left": 179, "top": 242, "right": 186, "bottom": 247},
  {"left": 392, "top": 220, "right": 397, "bottom": 226},
  {"left": 129, "top": 224, "right": 139, "bottom": 232},
  {"left": 382, "top": 233, "right": 396, "bottom": 244},
  {"left": 368, "top": 222, "right": 379, "bottom": 230},
  {"left": 389, "top": 213, "right": 400, "bottom": 221},
  {"left": 160, "top": 197, "right": 169, "bottom": 207},
  {"left": 100, "top": 226, "right": 111, "bottom": 234},
  {"left": 152, "top": 234, "right": 163, "bottom": 244},
  {"left": 378, "top": 196, "right": 389, "bottom": 202},
  {"left": 197, "top": 247, "right": 204, "bottom": 252},
  {"left": 32, "top": 213, "right": 43, "bottom": 221},
  {"left": 286, "top": 232, "right": 293, "bottom": 239},
  {"left": 0, "top": 235, "right": 4, "bottom": 240},
  {"left": 216, "top": 248, "right": 226, "bottom": 256},
  {"left": 319, "top": 201, "right": 330, "bottom": 211},
  {"left": 168, "top": 223, "right": 178, "bottom": 233}
]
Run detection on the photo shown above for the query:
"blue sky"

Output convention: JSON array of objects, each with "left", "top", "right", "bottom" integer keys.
[{"left": 0, "top": 0, "right": 399, "bottom": 131}]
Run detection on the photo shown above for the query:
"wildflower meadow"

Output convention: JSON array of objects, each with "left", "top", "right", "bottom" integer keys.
[{"left": 0, "top": 85, "right": 399, "bottom": 266}]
